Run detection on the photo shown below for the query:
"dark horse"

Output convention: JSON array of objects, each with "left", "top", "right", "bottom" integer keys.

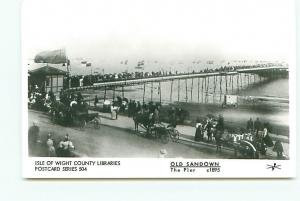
[{"left": 133, "top": 111, "right": 153, "bottom": 133}]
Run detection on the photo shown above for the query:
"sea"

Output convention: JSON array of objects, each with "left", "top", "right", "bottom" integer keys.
[
  {"left": 38, "top": 61, "right": 288, "bottom": 136},
  {"left": 83, "top": 74, "right": 289, "bottom": 136}
]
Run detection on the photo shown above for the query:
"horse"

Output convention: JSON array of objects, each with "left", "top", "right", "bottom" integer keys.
[{"left": 133, "top": 111, "right": 153, "bottom": 133}]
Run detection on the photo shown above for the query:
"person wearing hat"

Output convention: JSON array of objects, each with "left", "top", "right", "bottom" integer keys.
[
  {"left": 28, "top": 120, "right": 40, "bottom": 155},
  {"left": 273, "top": 140, "right": 284, "bottom": 158},
  {"left": 58, "top": 134, "right": 75, "bottom": 157},
  {"left": 215, "top": 130, "right": 223, "bottom": 153},
  {"left": 46, "top": 133, "right": 56, "bottom": 157},
  {"left": 216, "top": 114, "right": 224, "bottom": 132},
  {"left": 195, "top": 122, "right": 203, "bottom": 142},
  {"left": 204, "top": 119, "right": 213, "bottom": 142}
]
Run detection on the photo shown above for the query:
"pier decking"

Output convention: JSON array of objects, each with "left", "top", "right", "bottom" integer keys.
[{"left": 66, "top": 65, "right": 288, "bottom": 92}]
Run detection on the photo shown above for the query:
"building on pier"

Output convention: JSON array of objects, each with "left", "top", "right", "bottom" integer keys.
[{"left": 28, "top": 65, "right": 67, "bottom": 93}]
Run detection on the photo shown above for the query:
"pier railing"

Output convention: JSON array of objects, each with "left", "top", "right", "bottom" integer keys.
[{"left": 66, "top": 65, "right": 288, "bottom": 92}]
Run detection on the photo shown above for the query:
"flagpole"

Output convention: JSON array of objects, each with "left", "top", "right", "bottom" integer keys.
[{"left": 65, "top": 48, "right": 71, "bottom": 89}]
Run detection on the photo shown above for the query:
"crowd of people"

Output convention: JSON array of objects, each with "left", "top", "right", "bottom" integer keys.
[
  {"left": 28, "top": 80, "right": 285, "bottom": 158},
  {"left": 246, "top": 117, "right": 284, "bottom": 157},
  {"left": 194, "top": 115, "right": 224, "bottom": 152},
  {"left": 28, "top": 88, "right": 285, "bottom": 158},
  {"left": 28, "top": 86, "right": 53, "bottom": 111},
  {"left": 193, "top": 114, "right": 284, "bottom": 158},
  {"left": 94, "top": 93, "right": 190, "bottom": 128},
  {"left": 28, "top": 121, "right": 75, "bottom": 157},
  {"left": 28, "top": 86, "right": 90, "bottom": 126},
  {"left": 67, "top": 63, "right": 279, "bottom": 88}
]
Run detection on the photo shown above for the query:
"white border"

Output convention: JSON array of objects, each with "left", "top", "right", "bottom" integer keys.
[
  {"left": 21, "top": 0, "right": 296, "bottom": 178},
  {"left": 23, "top": 158, "right": 294, "bottom": 178}
]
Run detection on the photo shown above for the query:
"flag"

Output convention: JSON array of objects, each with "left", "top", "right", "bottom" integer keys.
[
  {"left": 86, "top": 63, "right": 92, "bottom": 67},
  {"left": 34, "top": 49, "right": 67, "bottom": 64},
  {"left": 137, "top": 60, "right": 144, "bottom": 66},
  {"left": 81, "top": 61, "right": 87, "bottom": 64}
]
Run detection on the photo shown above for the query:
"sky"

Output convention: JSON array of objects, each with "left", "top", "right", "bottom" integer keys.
[{"left": 22, "top": 0, "right": 295, "bottom": 74}]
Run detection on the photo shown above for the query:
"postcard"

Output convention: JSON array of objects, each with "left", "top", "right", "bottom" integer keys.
[{"left": 22, "top": 0, "right": 296, "bottom": 178}]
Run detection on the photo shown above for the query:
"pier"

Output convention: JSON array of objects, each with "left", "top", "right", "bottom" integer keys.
[
  {"left": 67, "top": 65, "right": 287, "bottom": 90},
  {"left": 66, "top": 65, "right": 288, "bottom": 104}
]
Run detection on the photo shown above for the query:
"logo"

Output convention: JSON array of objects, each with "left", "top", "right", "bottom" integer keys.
[{"left": 266, "top": 163, "right": 281, "bottom": 171}]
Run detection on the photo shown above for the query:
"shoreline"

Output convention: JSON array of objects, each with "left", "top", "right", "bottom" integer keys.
[
  {"left": 162, "top": 101, "right": 289, "bottom": 137},
  {"left": 88, "top": 98, "right": 289, "bottom": 138}
]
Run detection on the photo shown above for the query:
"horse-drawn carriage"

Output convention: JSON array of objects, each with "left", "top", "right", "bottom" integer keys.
[
  {"left": 221, "top": 131, "right": 272, "bottom": 159},
  {"left": 147, "top": 123, "right": 180, "bottom": 144},
  {"left": 50, "top": 101, "right": 100, "bottom": 129},
  {"left": 133, "top": 112, "right": 180, "bottom": 144},
  {"left": 72, "top": 110, "right": 100, "bottom": 129}
]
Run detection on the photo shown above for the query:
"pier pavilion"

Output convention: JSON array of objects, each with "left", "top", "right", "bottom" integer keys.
[{"left": 28, "top": 65, "right": 67, "bottom": 93}]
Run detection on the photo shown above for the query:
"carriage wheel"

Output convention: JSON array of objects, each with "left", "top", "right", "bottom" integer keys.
[
  {"left": 160, "top": 134, "right": 170, "bottom": 144},
  {"left": 93, "top": 120, "right": 100, "bottom": 129},
  {"left": 80, "top": 119, "right": 86, "bottom": 129},
  {"left": 170, "top": 130, "right": 180, "bottom": 142}
]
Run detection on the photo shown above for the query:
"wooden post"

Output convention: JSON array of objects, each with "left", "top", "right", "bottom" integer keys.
[
  {"left": 122, "top": 86, "right": 124, "bottom": 98},
  {"left": 159, "top": 82, "right": 162, "bottom": 104},
  {"left": 201, "top": 78, "right": 204, "bottom": 103},
  {"left": 236, "top": 74, "right": 239, "bottom": 92},
  {"left": 56, "top": 75, "right": 59, "bottom": 93},
  {"left": 219, "top": 75, "right": 222, "bottom": 102},
  {"left": 240, "top": 73, "right": 243, "bottom": 88},
  {"left": 197, "top": 77, "right": 200, "bottom": 103},
  {"left": 213, "top": 75, "right": 216, "bottom": 93},
  {"left": 206, "top": 76, "right": 210, "bottom": 102},
  {"left": 185, "top": 79, "right": 188, "bottom": 102},
  {"left": 104, "top": 86, "right": 107, "bottom": 101},
  {"left": 213, "top": 76, "right": 216, "bottom": 103},
  {"left": 204, "top": 77, "right": 207, "bottom": 93},
  {"left": 190, "top": 78, "right": 194, "bottom": 101},
  {"left": 247, "top": 74, "right": 250, "bottom": 86},
  {"left": 225, "top": 74, "right": 228, "bottom": 93},
  {"left": 113, "top": 86, "right": 115, "bottom": 101},
  {"left": 178, "top": 79, "right": 180, "bottom": 102},
  {"left": 206, "top": 76, "right": 210, "bottom": 92},
  {"left": 170, "top": 80, "right": 173, "bottom": 102},
  {"left": 151, "top": 82, "right": 153, "bottom": 101},
  {"left": 143, "top": 83, "right": 146, "bottom": 104},
  {"left": 231, "top": 75, "right": 234, "bottom": 92}
]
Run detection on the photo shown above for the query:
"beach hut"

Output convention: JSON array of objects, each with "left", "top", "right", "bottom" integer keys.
[{"left": 28, "top": 65, "right": 67, "bottom": 93}]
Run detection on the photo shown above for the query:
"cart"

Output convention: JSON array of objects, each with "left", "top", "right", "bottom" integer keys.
[
  {"left": 222, "top": 133, "right": 259, "bottom": 159},
  {"left": 141, "top": 123, "right": 180, "bottom": 144},
  {"left": 51, "top": 103, "right": 100, "bottom": 129},
  {"left": 74, "top": 111, "right": 100, "bottom": 129}
]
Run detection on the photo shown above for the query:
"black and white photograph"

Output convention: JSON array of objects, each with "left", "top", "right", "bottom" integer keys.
[{"left": 22, "top": 0, "right": 296, "bottom": 178}]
